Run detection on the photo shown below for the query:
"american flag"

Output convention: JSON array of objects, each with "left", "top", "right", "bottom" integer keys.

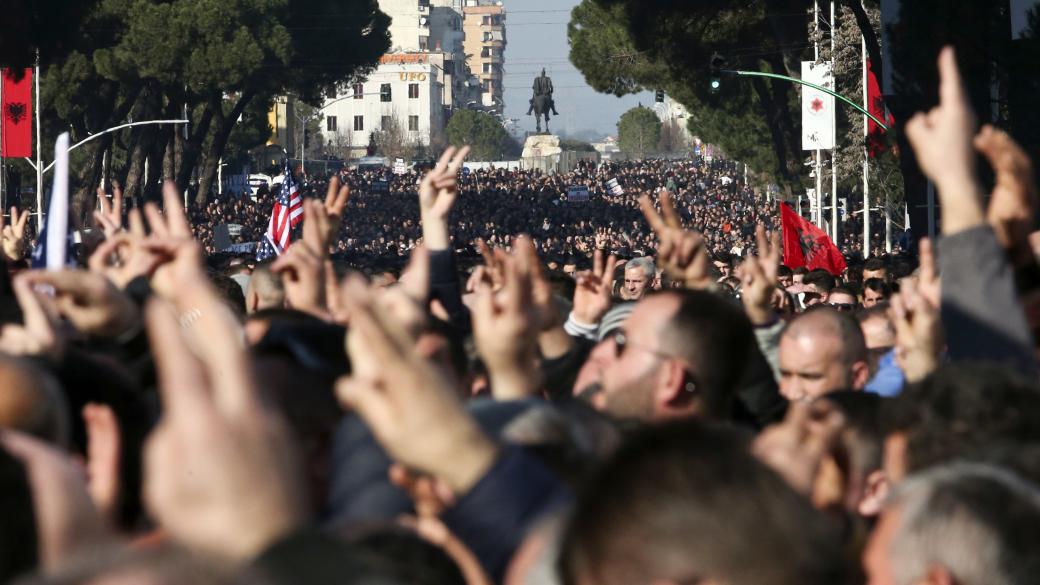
[{"left": 256, "top": 162, "right": 304, "bottom": 261}]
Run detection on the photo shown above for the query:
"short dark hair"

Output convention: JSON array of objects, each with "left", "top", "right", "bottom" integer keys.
[
  {"left": 863, "top": 258, "right": 886, "bottom": 273},
  {"left": 559, "top": 422, "right": 859, "bottom": 585},
  {"left": 660, "top": 289, "right": 756, "bottom": 419},
  {"left": 803, "top": 269, "right": 836, "bottom": 293},
  {"left": 863, "top": 278, "right": 891, "bottom": 297},
  {"left": 883, "top": 364, "right": 1040, "bottom": 474},
  {"left": 777, "top": 265, "right": 793, "bottom": 278},
  {"left": 793, "top": 266, "right": 809, "bottom": 276}
]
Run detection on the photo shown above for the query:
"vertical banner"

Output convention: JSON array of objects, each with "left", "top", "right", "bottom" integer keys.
[
  {"left": 866, "top": 59, "right": 895, "bottom": 157},
  {"left": 1, "top": 68, "right": 34, "bottom": 158},
  {"left": 33, "top": 133, "right": 70, "bottom": 269},
  {"left": 801, "top": 61, "right": 835, "bottom": 151}
]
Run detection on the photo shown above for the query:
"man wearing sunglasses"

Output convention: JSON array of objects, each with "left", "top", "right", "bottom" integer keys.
[
  {"left": 778, "top": 307, "right": 870, "bottom": 403},
  {"left": 826, "top": 288, "right": 859, "bottom": 313},
  {"left": 582, "top": 289, "right": 780, "bottom": 424}
]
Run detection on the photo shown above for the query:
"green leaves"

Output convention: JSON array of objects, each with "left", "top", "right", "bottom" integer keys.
[
  {"left": 445, "top": 110, "right": 514, "bottom": 162},
  {"left": 617, "top": 106, "right": 661, "bottom": 157}
]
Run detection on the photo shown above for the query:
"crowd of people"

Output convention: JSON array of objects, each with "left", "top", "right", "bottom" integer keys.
[
  {"left": 190, "top": 158, "right": 826, "bottom": 268},
  {"left": 2, "top": 46, "right": 1040, "bottom": 585}
]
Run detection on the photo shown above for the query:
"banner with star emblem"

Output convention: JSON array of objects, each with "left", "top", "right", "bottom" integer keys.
[
  {"left": 801, "top": 61, "right": 835, "bottom": 151},
  {"left": 1, "top": 68, "right": 33, "bottom": 158}
]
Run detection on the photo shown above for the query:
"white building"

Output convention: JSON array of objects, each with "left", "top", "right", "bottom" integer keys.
[{"left": 321, "top": 53, "right": 447, "bottom": 156}]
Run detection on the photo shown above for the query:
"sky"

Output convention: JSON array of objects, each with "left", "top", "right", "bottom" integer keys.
[{"left": 500, "top": 0, "right": 654, "bottom": 140}]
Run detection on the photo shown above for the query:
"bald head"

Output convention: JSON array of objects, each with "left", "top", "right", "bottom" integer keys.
[
  {"left": 786, "top": 307, "right": 867, "bottom": 364},
  {"left": 778, "top": 307, "right": 870, "bottom": 401},
  {"left": 245, "top": 264, "right": 285, "bottom": 314},
  {"left": 0, "top": 355, "right": 69, "bottom": 447}
]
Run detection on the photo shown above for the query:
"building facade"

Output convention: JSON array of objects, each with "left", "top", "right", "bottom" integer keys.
[
  {"left": 321, "top": 53, "right": 447, "bottom": 158},
  {"left": 462, "top": 1, "right": 506, "bottom": 113}
]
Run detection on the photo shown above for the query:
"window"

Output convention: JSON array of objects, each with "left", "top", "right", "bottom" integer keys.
[
  {"left": 408, "top": 83, "right": 419, "bottom": 99},
  {"left": 326, "top": 116, "right": 337, "bottom": 132},
  {"left": 380, "top": 83, "right": 392, "bottom": 102},
  {"left": 419, "top": 36, "right": 429, "bottom": 51},
  {"left": 353, "top": 83, "right": 364, "bottom": 99},
  {"left": 408, "top": 116, "right": 419, "bottom": 132},
  {"left": 482, "top": 79, "right": 492, "bottom": 92},
  {"left": 353, "top": 116, "right": 364, "bottom": 131},
  {"left": 482, "top": 15, "right": 490, "bottom": 25},
  {"left": 483, "top": 31, "right": 492, "bottom": 41},
  {"left": 482, "top": 62, "right": 492, "bottom": 74},
  {"left": 381, "top": 116, "right": 392, "bottom": 130}
]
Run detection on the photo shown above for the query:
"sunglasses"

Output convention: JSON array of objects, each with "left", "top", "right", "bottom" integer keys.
[
  {"left": 610, "top": 331, "right": 699, "bottom": 393},
  {"left": 829, "top": 303, "right": 858, "bottom": 312}
]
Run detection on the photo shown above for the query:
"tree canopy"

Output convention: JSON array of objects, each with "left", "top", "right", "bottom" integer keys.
[
  {"left": 445, "top": 110, "right": 514, "bottom": 161},
  {"left": 11, "top": 0, "right": 390, "bottom": 216},
  {"left": 617, "top": 107, "right": 661, "bottom": 157}
]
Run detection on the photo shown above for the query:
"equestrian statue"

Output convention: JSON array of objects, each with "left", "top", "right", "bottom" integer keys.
[{"left": 527, "top": 68, "right": 560, "bottom": 134}]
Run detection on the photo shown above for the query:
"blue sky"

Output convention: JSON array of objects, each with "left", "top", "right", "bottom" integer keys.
[{"left": 500, "top": 0, "right": 654, "bottom": 139}]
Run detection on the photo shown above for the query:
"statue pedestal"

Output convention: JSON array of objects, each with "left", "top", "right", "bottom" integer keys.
[
  {"left": 521, "top": 134, "right": 600, "bottom": 175},
  {"left": 521, "top": 134, "right": 562, "bottom": 159}
]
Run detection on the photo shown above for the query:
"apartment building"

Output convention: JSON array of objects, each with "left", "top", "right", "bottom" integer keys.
[{"left": 462, "top": 1, "right": 506, "bottom": 114}]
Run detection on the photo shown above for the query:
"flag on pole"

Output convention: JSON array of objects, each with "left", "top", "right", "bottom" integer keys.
[
  {"left": 32, "top": 133, "right": 72, "bottom": 269},
  {"left": 780, "top": 202, "right": 846, "bottom": 275},
  {"left": 801, "top": 61, "right": 836, "bottom": 150},
  {"left": 1, "top": 68, "right": 33, "bottom": 158},
  {"left": 866, "top": 59, "right": 895, "bottom": 157},
  {"left": 256, "top": 161, "right": 303, "bottom": 261}
]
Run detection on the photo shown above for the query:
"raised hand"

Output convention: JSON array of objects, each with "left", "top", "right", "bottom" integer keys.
[
  {"left": 640, "top": 189, "right": 713, "bottom": 290},
  {"left": 1, "top": 206, "right": 30, "bottom": 262},
  {"left": 94, "top": 181, "right": 124, "bottom": 238},
  {"left": 143, "top": 269, "right": 305, "bottom": 560},
  {"left": 142, "top": 182, "right": 206, "bottom": 300},
  {"left": 83, "top": 403, "right": 122, "bottom": 526},
  {"left": 88, "top": 208, "right": 165, "bottom": 289},
  {"left": 753, "top": 400, "right": 845, "bottom": 497},
  {"left": 904, "top": 46, "right": 985, "bottom": 235},
  {"left": 740, "top": 225, "right": 781, "bottom": 325},
  {"left": 336, "top": 278, "right": 499, "bottom": 495},
  {"left": 891, "top": 261, "right": 944, "bottom": 383},
  {"left": 419, "top": 146, "right": 470, "bottom": 250},
  {"left": 571, "top": 248, "right": 618, "bottom": 327},
  {"left": 974, "top": 124, "right": 1038, "bottom": 265},
  {"left": 0, "top": 273, "right": 62, "bottom": 360},
  {"left": 323, "top": 175, "right": 351, "bottom": 241},
  {"left": 472, "top": 236, "right": 541, "bottom": 400},
  {"left": 21, "top": 269, "right": 140, "bottom": 339},
  {"left": 271, "top": 240, "right": 326, "bottom": 317}
]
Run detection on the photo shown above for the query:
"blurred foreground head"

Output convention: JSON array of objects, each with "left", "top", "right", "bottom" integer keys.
[{"left": 559, "top": 421, "right": 859, "bottom": 585}]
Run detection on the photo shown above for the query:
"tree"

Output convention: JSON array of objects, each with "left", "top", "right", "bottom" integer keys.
[
  {"left": 373, "top": 111, "right": 413, "bottom": 161},
  {"left": 569, "top": 1, "right": 896, "bottom": 187},
  {"left": 617, "top": 106, "right": 661, "bottom": 158},
  {"left": 21, "top": 0, "right": 390, "bottom": 218},
  {"left": 445, "top": 110, "right": 512, "bottom": 161}
]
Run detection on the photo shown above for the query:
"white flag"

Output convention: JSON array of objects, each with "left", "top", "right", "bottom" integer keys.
[
  {"left": 46, "top": 132, "right": 70, "bottom": 270},
  {"left": 801, "top": 61, "right": 835, "bottom": 150}
]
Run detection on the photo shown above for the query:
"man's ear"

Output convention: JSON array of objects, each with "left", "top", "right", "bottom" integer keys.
[
  {"left": 851, "top": 360, "right": 871, "bottom": 390},
  {"left": 656, "top": 360, "right": 697, "bottom": 417},
  {"left": 857, "top": 469, "right": 889, "bottom": 518}
]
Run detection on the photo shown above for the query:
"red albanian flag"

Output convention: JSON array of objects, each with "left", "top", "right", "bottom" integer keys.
[
  {"left": 780, "top": 202, "right": 847, "bottom": 276},
  {"left": 1, "top": 68, "right": 33, "bottom": 158}
]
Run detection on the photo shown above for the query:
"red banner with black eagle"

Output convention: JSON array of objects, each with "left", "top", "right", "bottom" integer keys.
[
  {"left": 1, "top": 68, "right": 33, "bottom": 158},
  {"left": 780, "top": 202, "right": 847, "bottom": 275}
]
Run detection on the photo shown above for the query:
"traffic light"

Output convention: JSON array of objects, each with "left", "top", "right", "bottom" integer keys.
[
  {"left": 655, "top": 89, "right": 665, "bottom": 103},
  {"left": 709, "top": 53, "right": 725, "bottom": 91}
]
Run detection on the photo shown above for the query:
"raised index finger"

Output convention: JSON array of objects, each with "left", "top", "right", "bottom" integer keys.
[
  {"left": 639, "top": 194, "right": 666, "bottom": 233},
  {"left": 937, "top": 46, "right": 966, "bottom": 109}
]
